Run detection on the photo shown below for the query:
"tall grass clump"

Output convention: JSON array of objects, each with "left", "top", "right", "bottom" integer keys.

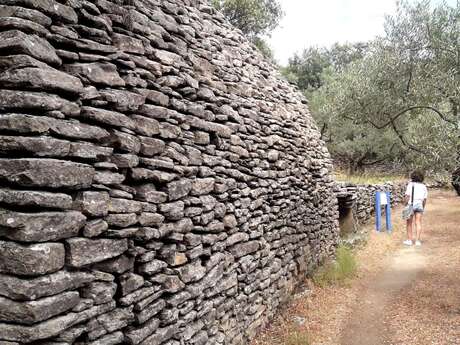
[
  {"left": 313, "top": 245, "right": 357, "bottom": 287},
  {"left": 285, "top": 331, "right": 311, "bottom": 345}
]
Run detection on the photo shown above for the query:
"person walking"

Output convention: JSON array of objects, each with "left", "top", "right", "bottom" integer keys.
[{"left": 403, "top": 170, "right": 428, "bottom": 246}]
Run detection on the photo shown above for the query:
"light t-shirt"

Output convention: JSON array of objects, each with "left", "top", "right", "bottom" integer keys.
[{"left": 405, "top": 182, "right": 428, "bottom": 206}]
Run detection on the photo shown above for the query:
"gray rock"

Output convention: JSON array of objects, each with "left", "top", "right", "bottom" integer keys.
[
  {"left": 174, "top": 260, "right": 206, "bottom": 283},
  {"left": 108, "top": 129, "right": 141, "bottom": 153},
  {"left": 138, "top": 212, "right": 164, "bottom": 226},
  {"left": 229, "top": 241, "right": 260, "bottom": 258},
  {"left": 65, "top": 238, "right": 128, "bottom": 267},
  {"left": 108, "top": 198, "right": 142, "bottom": 213},
  {"left": 136, "top": 299, "right": 166, "bottom": 324},
  {"left": 131, "top": 168, "right": 176, "bottom": 183},
  {"left": 0, "top": 135, "right": 70, "bottom": 157},
  {"left": 0, "top": 188, "right": 73, "bottom": 209},
  {"left": 191, "top": 178, "right": 215, "bottom": 196},
  {"left": 125, "top": 317, "right": 160, "bottom": 345},
  {"left": 92, "top": 255, "right": 134, "bottom": 274},
  {"left": 93, "top": 170, "right": 126, "bottom": 185},
  {"left": 0, "top": 30, "right": 60, "bottom": 65},
  {"left": 0, "top": 113, "right": 49, "bottom": 134},
  {"left": 81, "top": 282, "right": 117, "bottom": 305},
  {"left": 69, "top": 142, "right": 113, "bottom": 160},
  {"left": 99, "top": 89, "right": 145, "bottom": 112},
  {"left": 139, "top": 325, "right": 176, "bottom": 345},
  {"left": 0, "top": 159, "right": 94, "bottom": 189},
  {"left": 0, "top": 270, "right": 94, "bottom": 301},
  {"left": 75, "top": 191, "right": 110, "bottom": 217},
  {"left": 64, "top": 62, "right": 125, "bottom": 87},
  {"left": 0, "top": 301, "right": 115, "bottom": 342},
  {"left": 0, "top": 209, "right": 86, "bottom": 242},
  {"left": 167, "top": 179, "right": 192, "bottom": 201},
  {"left": 0, "top": 67, "right": 83, "bottom": 95},
  {"left": 119, "top": 273, "right": 145, "bottom": 296},
  {"left": 1, "top": 0, "right": 78, "bottom": 23},
  {"left": 83, "top": 219, "right": 109, "bottom": 237},
  {"left": 138, "top": 260, "right": 167, "bottom": 276},
  {"left": 0, "top": 241, "right": 64, "bottom": 276},
  {"left": 140, "top": 137, "right": 166, "bottom": 156},
  {"left": 159, "top": 201, "right": 184, "bottom": 220},
  {"left": 86, "top": 331, "right": 124, "bottom": 345},
  {"left": 49, "top": 119, "right": 109, "bottom": 141},
  {"left": 0, "top": 291, "right": 79, "bottom": 325},
  {"left": 80, "top": 107, "right": 136, "bottom": 130},
  {"left": 87, "top": 307, "right": 134, "bottom": 340},
  {"left": 105, "top": 213, "right": 137, "bottom": 228},
  {"left": 0, "top": 6, "right": 52, "bottom": 27},
  {"left": 111, "top": 153, "right": 140, "bottom": 168},
  {"left": 0, "top": 90, "right": 79, "bottom": 115},
  {"left": 136, "top": 184, "right": 168, "bottom": 203},
  {"left": 133, "top": 116, "right": 160, "bottom": 137},
  {"left": 112, "top": 33, "right": 145, "bottom": 54}
]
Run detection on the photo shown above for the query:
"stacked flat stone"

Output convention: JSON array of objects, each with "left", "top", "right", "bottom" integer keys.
[
  {"left": 0, "top": 1, "right": 339, "bottom": 344},
  {"left": 334, "top": 182, "right": 405, "bottom": 226}
]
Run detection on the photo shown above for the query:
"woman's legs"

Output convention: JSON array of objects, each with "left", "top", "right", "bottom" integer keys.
[
  {"left": 415, "top": 212, "right": 423, "bottom": 242},
  {"left": 406, "top": 216, "right": 414, "bottom": 242}
]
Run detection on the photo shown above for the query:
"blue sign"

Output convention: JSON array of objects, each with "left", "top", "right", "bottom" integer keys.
[{"left": 375, "top": 191, "right": 392, "bottom": 232}]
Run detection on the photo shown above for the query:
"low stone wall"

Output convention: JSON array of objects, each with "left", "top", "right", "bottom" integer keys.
[
  {"left": 0, "top": 1, "right": 338, "bottom": 344},
  {"left": 335, "top": 182, "right": 406, "bottom": 234}
]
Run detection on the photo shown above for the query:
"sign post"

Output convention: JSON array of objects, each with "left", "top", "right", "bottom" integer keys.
[{"left": 375, "top": 191, "right": 392, "bottom": 232}]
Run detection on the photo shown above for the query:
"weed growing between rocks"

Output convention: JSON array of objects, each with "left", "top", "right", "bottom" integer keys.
[{"left": 313, "top": 245, "right": 357, "bottom": 287}]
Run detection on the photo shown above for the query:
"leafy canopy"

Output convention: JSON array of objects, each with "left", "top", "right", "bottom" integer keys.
[{"left": 286, "top": 0, "right": 459, "bottom": 174}]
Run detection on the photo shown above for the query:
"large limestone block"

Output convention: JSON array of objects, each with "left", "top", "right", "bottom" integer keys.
[
  {"left": 0, "top": 270, "right": 94, "bottom": 301},
  {"left": 65, "top": 238, "right": 128, "bottom": 267},
  {"left": 64, "top": 62, "right": 125, "bottom": 87},
  {"left": 0, "top": 30, "right": 61, "bottom": 65},
  {"left": 0, "top": 0, "right": 78, "bottom": 23},
  {"left": 0, "top": 301, "right": 115, "bottom": 342},
  {"left": 0, "top": 90, "right": 79, "bottom": 116},
  {"left": 0, "top": 67, "right": 84, "bottom": 95},
  {"left": 0, "top": 241, "right": 64, "bottom": 276},
  {"left": 0, "top": 209, "right": 86, "bottom": 242},
  {"left": 0, "top": 158, "right": 95, "bottom": 189},
  {"left": 0, "top": 291, "right": 80, "bottom": 324},
  {"left": 0, "top": 135, "right": 70, "bottom": 157},
  {"left": 0, "top": 188, "right": 73, "bottom": 209}
]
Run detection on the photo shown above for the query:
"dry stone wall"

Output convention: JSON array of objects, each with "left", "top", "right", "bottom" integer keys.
[
  {"left": 0, "top": 1, "right": 339, "bottom": 344},
  {"left": 335, "top": 182, "right": 406, "bottom": 225}
]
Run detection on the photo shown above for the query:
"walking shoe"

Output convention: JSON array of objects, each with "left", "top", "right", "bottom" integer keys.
[
  {"left": 415, "top": 240, "right": 422, "bottom": 246},
  {"left": 403, "top": 240, "right": 413, "bottom": 246}
]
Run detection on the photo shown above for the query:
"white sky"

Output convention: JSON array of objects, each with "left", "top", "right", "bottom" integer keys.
[{"left": 269, "top": 0, "right": 457, "bottom": 65}]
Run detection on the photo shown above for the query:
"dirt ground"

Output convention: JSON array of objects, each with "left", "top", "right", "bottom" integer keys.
[{"left": 251, "top": 189, "right": 460, "bottom": 345}]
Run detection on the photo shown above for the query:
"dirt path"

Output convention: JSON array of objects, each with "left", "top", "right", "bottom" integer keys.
[
  {"left": 252, "top": 189, "right": 460, "bottom": 345},
  {"left": 340, "top": 232, "right": 428, "bottom": 345}
]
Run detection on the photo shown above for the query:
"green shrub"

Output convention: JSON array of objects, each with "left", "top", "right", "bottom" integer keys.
[
  {"left": 313, "top": 245, "right": 357, "bottom": 287},
  {"left": 285, "top": 331, "right": 311, "bottom": 345}
]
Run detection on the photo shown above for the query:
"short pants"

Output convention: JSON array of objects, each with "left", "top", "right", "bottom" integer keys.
[{"left": 413, "top": 203, "right": 424, "bottom": 213}]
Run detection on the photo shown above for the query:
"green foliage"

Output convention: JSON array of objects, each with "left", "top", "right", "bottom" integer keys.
[
  {"left": 285, "top": 331, "right": 311, "bottom": 345},
  {"left": 211, "top": 0, "right": 283, "bottom": 38},
  {"left": 252, "top": 37, "right": 275, "bottom": 60},
  {"left": 282, "top": 43, "right": 368, "bottom": 92},
  {"left": 287, "top": 0, "right": 459, "bottom": 174},
  {"left": 211, "top": 0, "right": 282, "bottom": 60},
  {"left": 313, "top": 246, "right": 357, "bottom": 287}
]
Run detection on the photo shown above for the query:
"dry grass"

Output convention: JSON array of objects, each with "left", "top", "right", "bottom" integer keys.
[
  {"left": 252, "top": 189, "right": 459, "bottom": 345},
  {"left": 333, "top": 171, "right": 407, "bottom": 185},
  {"left": 312, "top": 246, "right": 357, "bottom": 287}
]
